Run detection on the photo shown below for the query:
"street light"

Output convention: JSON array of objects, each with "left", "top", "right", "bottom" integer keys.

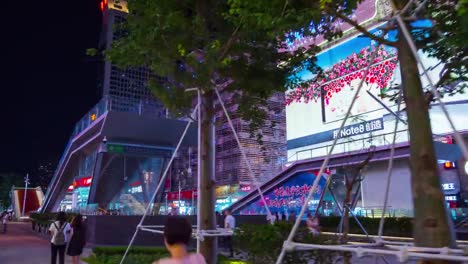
[{"left": 22, "top": 174, "right": 30, "bottom": 217}]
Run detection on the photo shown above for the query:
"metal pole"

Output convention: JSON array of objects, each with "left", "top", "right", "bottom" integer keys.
[
  {"left": 378, "top": 88, "right": 403, "bottom": 237},
  {"left": 178, "top": 181, "right": 181, "bottom": 215},
  {"left": 22, "top": 174, "right": 29, "bottom": 217},
  {"left": 196, "top": 88, "right": 202, "bottom": 252}
]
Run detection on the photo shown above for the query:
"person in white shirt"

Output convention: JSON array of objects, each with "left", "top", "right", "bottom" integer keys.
[
  {"left": 306, "top": 212, "right": 320, "bottom": 236},
  {"left": 266, "top": 212, "right": 276, "bottom": 224},
  {"left": 224, "top": 209, "right": 235, "bottom": 257},
  {"left": 1, "top": 211, "right": 8, "bottom": 234},
  {"left": 49, "top": 212, "right": 71, "bottom": 264},
  {"left": 153, "top": 217, "right": 205, "bottom": 264}
]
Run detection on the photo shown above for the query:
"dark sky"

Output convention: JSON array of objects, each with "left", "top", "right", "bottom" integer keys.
[{"left": 0, "top": 1, "right": 103, "bottom": 173}]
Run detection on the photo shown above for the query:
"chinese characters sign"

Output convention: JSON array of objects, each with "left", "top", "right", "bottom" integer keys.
[{"left": 238, "top": 171, "right": 328, "bottom": 215}]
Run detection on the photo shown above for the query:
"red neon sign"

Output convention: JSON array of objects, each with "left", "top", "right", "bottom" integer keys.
[
  {"left": 129, "top": 181, "right": 142, "bottom": 187},
  {"left": 166, "top": 190, "right": 198, "bottom": 200},
  {"left": 72, "top": 176, "right": 92, "bottom": 188}
]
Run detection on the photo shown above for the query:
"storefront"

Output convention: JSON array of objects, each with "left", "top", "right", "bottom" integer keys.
[
  {"left": 215, "top": 184, "right": 252, "bottom": 212},
  {"left": 163, "top": 189, "right": 198, "bottom": 215},
  {"left": 70, "top": 176, "right": 92, "bottom": 210},
  {"left": 60, "top": 176, "right": 92, "bottom": 212}
]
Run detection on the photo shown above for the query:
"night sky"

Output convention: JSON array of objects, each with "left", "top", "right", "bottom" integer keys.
[{"left": 0, "top": 1, "right": 103, "bottom": 173}]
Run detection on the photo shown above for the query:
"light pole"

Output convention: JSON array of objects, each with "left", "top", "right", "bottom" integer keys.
[
  {"left": 184, "top": 87, "right": 202, "bottom": 252},
  {"left": 22, "top": 173, "right": 30, "bottom": 217}
]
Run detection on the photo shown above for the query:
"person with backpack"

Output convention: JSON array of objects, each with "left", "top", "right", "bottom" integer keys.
[{"left": 49, "top": 212, "right": 71, "bottom": 264}]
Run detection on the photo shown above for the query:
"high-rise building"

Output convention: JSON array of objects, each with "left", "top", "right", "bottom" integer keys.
[
  {"left": 215, "top": 93, "right": 287, "bottom": 186},
  {"left": 98, "top": 0, "right": 287, "bottom": 190},
  {"left": 83, "top": 0, "right": 286, "bottom": 210},
  {"left": 99, "top": 0, "right": 164, "bottom": 115}
]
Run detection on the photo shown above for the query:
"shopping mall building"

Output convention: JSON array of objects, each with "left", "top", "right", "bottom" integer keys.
[{"left": 229, "top": 1, "right": 468, "bottom": 218}]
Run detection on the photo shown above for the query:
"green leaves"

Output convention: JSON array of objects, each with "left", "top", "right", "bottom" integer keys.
[{"left": 105, "top": 0, "right": 323, "bottom": 136}]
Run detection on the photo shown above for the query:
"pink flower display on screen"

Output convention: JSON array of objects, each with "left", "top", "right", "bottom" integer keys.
[{"left": 285, "top": 46, "right": 398, "bottom": 105}]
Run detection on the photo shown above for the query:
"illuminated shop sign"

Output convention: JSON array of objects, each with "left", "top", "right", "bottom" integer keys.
[
  {"left": 288, "top": 118, "right": 384, "bottom": 149},
  {"left": 107, "top": 144, "right": 171, "bottom": 157},
  {"left": 240, "top": 185, "right": 251, "bottom": 192},
  {"left": 166, "top": 190, "right": 198, "bottom": 200},
  {"left": 215, "top": 185, "right": 239, "bottom": 198},
  {"left": 445, "top": 196, "right": 457, "bottom": 201},
  {"left": 68, "top": 177, "right": 92, "bottom": 192},
  {"left": 332, "top": 118, "right": 384, "bottom": 139},
  {"left": 128, "top": 186, "right": 143, "bottom": 194},
  {"left": 442, "top": 183, "right": 455, "bottom": 191}
]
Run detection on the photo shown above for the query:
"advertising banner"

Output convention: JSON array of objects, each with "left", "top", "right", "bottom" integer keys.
[{"left": 238, "top": 171, "right": 328, "bottom": 215}]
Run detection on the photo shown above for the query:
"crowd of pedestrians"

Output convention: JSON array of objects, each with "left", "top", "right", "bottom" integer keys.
[
  {"left": 10, "top": 209, "right": 317, "bottom": 264},
  {"left": 49, "top": 212, "right": 87, "bottom": 264}
]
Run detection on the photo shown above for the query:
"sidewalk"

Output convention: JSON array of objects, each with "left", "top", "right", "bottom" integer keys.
[{"left": 0, "top": 222, "right": 92, "bottom": 264}]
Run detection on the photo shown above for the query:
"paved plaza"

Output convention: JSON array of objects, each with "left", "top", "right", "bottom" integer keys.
[
  {"left": 0, "top": 221, "right": 423, "bottom": 264},
  {"left": 0, "top": 222, "right": 91, "bottom": 264}
]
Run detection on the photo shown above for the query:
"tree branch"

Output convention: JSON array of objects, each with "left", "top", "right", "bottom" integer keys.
[
  {"left": 350, "top": 146, "right": 376, "bottom": 187},
  {"left": 281, "top": 0, "right": 289, "bottom": 17},
  {"left": 219, "top": 24, "right": 242, "bottom": 61},
  {"left": 331, "top": 11, "right": 397, "bottom": 47}
]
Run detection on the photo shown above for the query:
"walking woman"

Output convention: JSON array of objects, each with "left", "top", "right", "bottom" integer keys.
[
  {"left": 49, "top": 212, "right": 71, "bottom": 264},
  {"left": 67, "top": 214, "right": 87, "bottom": 264}
]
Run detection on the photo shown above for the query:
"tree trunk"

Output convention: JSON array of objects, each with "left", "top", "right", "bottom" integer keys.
[
  {"left": 342, "top": 186, "right": 352, "bottom": 243},
  {"left": 199, "top": 90, "right": 218, "bottom": 263},
  {"left": 397, "top": 22, "right": 454, "bottom": 259}
]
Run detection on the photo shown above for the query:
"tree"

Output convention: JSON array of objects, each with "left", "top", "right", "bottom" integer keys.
[
  {"left": 0, "top": 173, "right": 23, "bottom": 210},
  {"left": 104, "top": 0, "right": 318, "bottom": 261},
  {"left": 226, "top": 0, "right": 466, "bottom": 261}
]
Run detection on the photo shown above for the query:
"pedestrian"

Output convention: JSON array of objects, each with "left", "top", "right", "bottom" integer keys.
[
  {"left": 267, "top": 212, "right": 276, "bottom": 224},
  {"left": 281, "top": 212, "right": 286, "bottom": 222},
  {"left": 275, "top": 212, "right": 280, "bottom": 222},
  {"left": 67, "top": 214, "right": 86, "bottom": 264},
  {"left": 1, "top": 211, "right": 8, "bottom": 233},
  {"left": 224, "top": 209, "right": 236, "bottom": 258},
  {"left": 153, "top": 216, "right": 205, "bottom": 264},
  {"left": 306, "top": 213, "right": 320, "bottom": 235},
  {"left": 49, "top": 212, "right": 71, "bottom": 264},
  {"left": 289, "top": 211, "right": 296, "bottom": 223}
]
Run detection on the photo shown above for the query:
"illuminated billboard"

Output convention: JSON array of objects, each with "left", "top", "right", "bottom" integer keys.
[
  {"left": 285, "top": 19, "right": 467, "bottom": 156},
  {"left": 286, "top": 26, "right": 402, "bottom": 123}
]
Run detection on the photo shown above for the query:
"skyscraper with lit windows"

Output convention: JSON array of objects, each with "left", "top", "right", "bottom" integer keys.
[{"left": 99, "top": 0, "right": 164, "bottom": 114}]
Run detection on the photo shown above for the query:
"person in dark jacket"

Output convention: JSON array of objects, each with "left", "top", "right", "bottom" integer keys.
[{"left": 66, "top": 214, "right": 86, "bottom": 264}]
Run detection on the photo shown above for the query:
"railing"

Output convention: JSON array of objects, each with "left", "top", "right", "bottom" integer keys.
[
  {"left": 72, "top": 95, "right": 166, "bottom": 139},
  {"left": 354, "top": 207, "right": 413, "bottom": 218},
  {"left": 287, "top": 129, "right": 410, "bottom": 164}
]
